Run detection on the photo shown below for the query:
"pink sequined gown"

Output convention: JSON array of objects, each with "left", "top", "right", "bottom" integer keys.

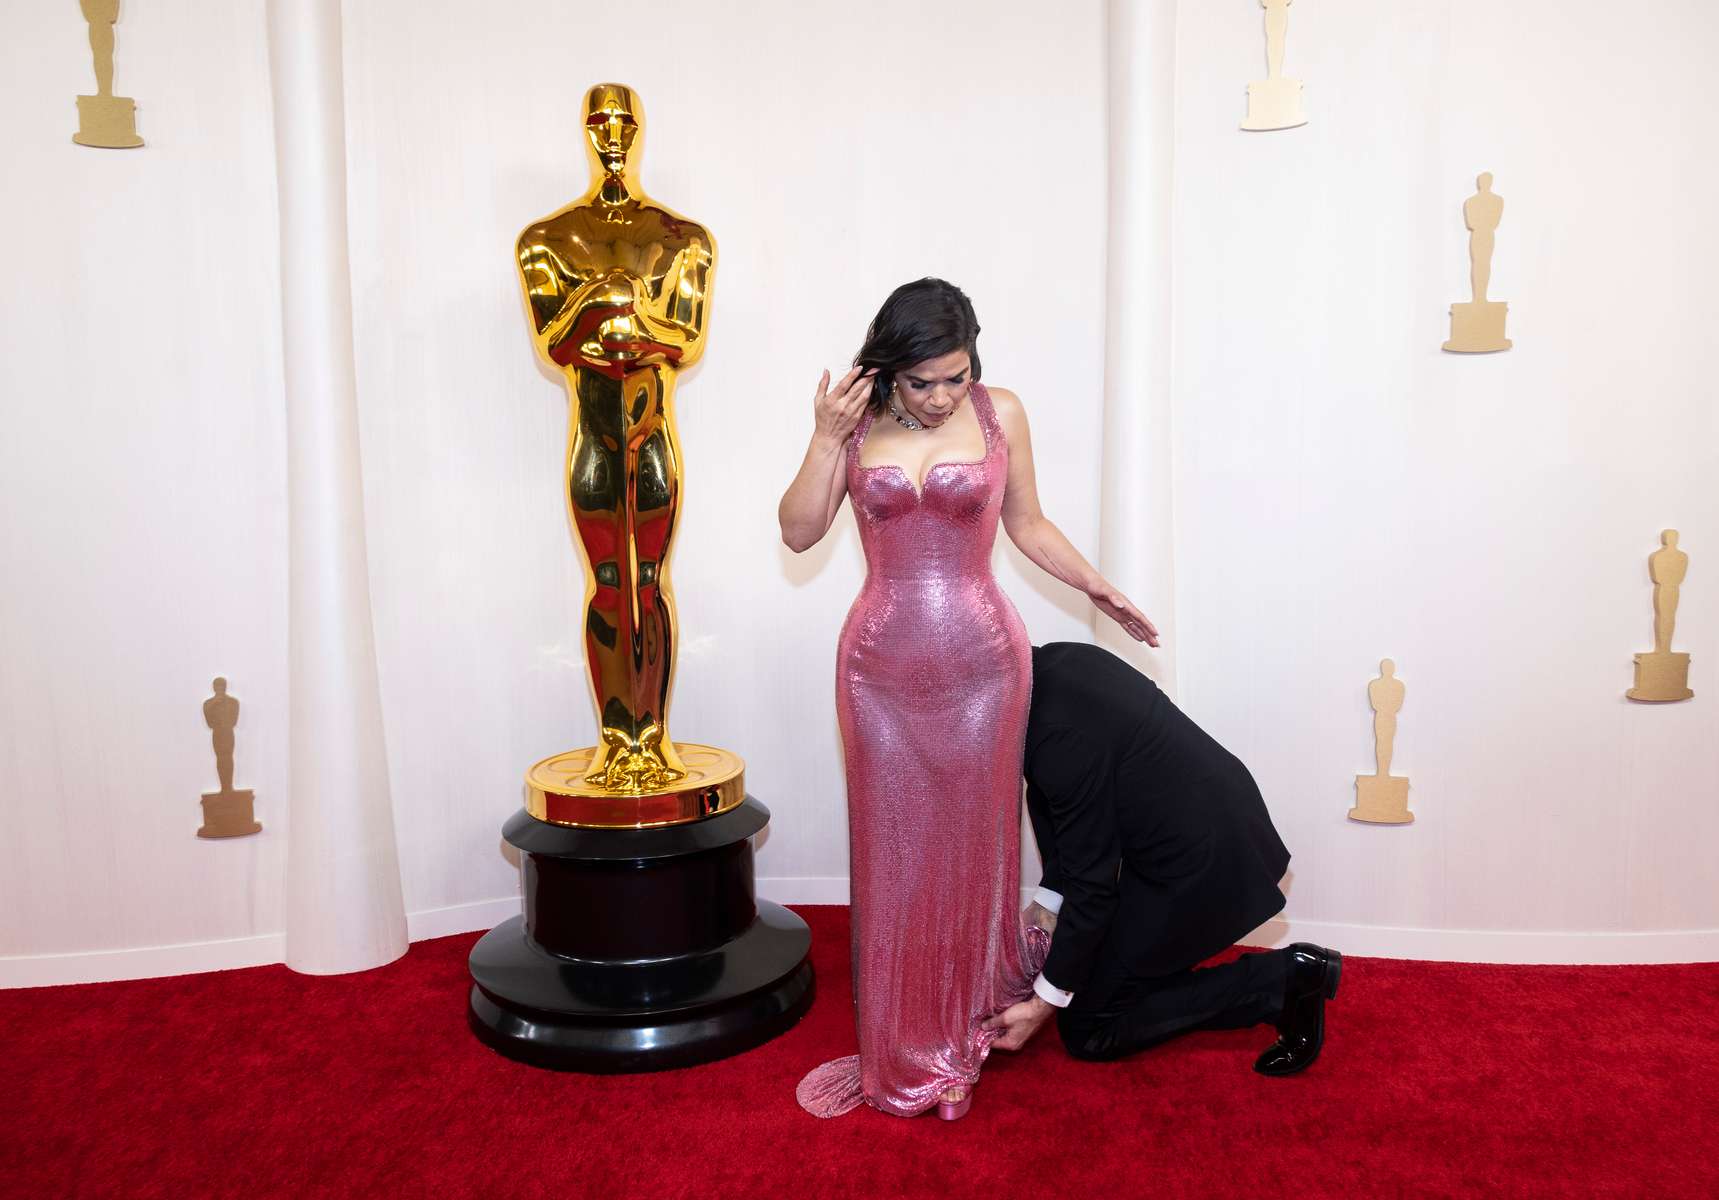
[{"left": 797, "top": 381, "right": 1049, "bottom": 1119}]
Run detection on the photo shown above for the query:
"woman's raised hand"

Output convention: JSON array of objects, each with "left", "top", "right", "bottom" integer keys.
[
  {"left": 1088, "top": 581, "right": 1161, "bottom": 646},
  {"left": 812, "top": 366, "right": 875, "bottom": 445}
]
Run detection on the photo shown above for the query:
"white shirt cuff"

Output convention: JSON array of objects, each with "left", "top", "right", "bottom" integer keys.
[
  {"left": 1032, "top": 887, "right": 1064, "bottom": 914},
  {"left": 1033, "top": 972, "right": 1074, "bottom": 1008}
]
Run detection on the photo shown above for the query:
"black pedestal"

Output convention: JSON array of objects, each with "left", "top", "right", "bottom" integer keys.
[{"left": 467, "top": 795, "right": 814, "bottom": 1073}]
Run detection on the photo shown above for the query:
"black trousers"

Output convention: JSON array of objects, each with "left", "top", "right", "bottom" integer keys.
[{"left": 1057, "top": 945, "right": 1288, "bottom": 1062}]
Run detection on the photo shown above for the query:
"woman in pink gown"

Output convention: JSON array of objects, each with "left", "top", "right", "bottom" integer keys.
[{"left": 778, "top": 279, "right": 1157, "bottom": 1119}]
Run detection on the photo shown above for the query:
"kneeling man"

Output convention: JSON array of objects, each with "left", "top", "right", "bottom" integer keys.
[{"left": 985, "top": 642, "right": 1340, "bottom": 1074}]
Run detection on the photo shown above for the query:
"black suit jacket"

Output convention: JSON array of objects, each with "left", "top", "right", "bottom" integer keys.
[{"left": 1025, "top": 643, "right": 1291, "bottom": 996}]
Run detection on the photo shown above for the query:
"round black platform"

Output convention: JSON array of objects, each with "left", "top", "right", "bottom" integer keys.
[{"left": 467, "top": 796, "right": 814, "bottom": 1073}]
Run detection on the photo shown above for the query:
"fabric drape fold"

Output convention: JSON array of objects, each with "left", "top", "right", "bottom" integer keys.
[{"left": 268, "top": 0, "right": 407, "bottom": 975}]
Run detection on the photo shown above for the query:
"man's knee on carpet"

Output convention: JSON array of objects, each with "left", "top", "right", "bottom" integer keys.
[{"left": 1056, "top": 1013, "right": 1136, "bottom": 1062}]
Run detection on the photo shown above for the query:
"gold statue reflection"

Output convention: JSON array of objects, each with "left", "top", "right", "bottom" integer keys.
[{"left": 516, "top": 84, "right": 714, "bottom": 792}]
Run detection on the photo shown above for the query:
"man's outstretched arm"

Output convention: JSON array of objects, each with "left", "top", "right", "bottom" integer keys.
[
  {"left": 989, "top": 729, "right": 1121, "bottom": 1050},
  {"left": 1032, "top": 728, "right": 1122, "bottom": 1000}
]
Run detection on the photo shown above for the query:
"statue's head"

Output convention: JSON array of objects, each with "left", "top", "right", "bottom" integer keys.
[
  {"left": 212, "top": 676, "right": 227, "bottom": 694},
  {"left": 1476, "top": 172, "right": 1493, "bottom": 192},
  {"left": 1380, "top": 659, "right": 1396, "bottom": 677},
  {"left": 584, "top": 83, "right": 642, "bottom": 178},
  {"left": 1663, "top": 529, "right": 1679, "bottom": 547}
]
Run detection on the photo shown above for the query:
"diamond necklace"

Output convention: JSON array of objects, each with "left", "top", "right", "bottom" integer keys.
[{"left": 887, "top": 392, "right": 925, "bottom": 431}]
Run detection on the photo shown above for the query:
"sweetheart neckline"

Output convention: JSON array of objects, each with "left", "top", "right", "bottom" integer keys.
[
  {"left": 856, "top": 456, "right": 990, "bottom": 502},
  {"left": 852, "top": 382, "right": 997, "bottom": 502}
]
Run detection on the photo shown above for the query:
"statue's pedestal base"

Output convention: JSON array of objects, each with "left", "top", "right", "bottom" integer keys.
[
  {"left": 1627, "top": 652, "right": 1693, "bottom": 702},
  {"left": 1241, "top": 77, "right": 1306, "bottom": 130},
  {"left": 468, "top": 797, "right": 814, "bottom": 1073},
  {"left": 526, "top": 741, "right": 745, "bottom": 828},
  {"left": 1443, "top": 301, "right": 1511, "bottom": 352},
  {"left": 1349, "top": 775, "right": 1412, "bottom": 824},
  {"left": 198, "top": 789, "right": 261, "bottom": 838},
  {"left": 73, "top": 95, "right": 143, "bottom": 148}
]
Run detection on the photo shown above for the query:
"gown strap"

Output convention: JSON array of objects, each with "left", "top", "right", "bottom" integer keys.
[
  {"left": 848, "top": 401, "right": 876, "bottom": 469},
  {"left": 969, "top": 380, "right": 1004, "bottom": 459}
]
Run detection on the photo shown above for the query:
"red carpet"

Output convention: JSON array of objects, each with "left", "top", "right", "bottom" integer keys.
[{"left": 3, "top": 906, "right": 1716, "bottom": 1199}]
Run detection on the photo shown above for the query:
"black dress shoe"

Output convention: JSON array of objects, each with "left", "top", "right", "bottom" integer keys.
[{"left": 1253, "top": 943, "right": 1341, "bottom": 1077}]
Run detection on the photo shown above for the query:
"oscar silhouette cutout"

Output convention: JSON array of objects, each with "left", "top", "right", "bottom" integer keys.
[
  {"left": 72, "top": 0, "right": 144, "bottom": 149},
  {"left": 1350, "top": 659, "right": 1413, "bottom": 824},
  {"left": 1443, "top": 173, "right": 1512, "bottom": 352},
  {"left": 1241, "top": 0, "right": 1308, "bottom": 131},
  {"left": 1627, "top": 530, "right": 1694, "bottom": 702},
  {"left": 198, "top": 678, "right": 261, "bottom": 838}
]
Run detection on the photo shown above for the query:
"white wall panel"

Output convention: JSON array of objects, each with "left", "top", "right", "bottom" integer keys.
[
  {"left": 0, "top": 1, "right": 290, "bottom": 959},
  {"left": 1168, "top": 0, "right": 1719, "bottom": 941}
]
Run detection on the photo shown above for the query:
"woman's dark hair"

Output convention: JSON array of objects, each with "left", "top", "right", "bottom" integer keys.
[{"left": 853, "top": 278, "right": 982, "bottom": 411}]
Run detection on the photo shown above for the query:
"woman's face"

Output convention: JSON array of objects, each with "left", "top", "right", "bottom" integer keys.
[{"left": 892, "top": 350, "right": 972, "bottom": 428}]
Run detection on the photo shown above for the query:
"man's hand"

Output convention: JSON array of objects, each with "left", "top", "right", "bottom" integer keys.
[
  {"left": 984, "top": 996, "right": 1056, "bottom": 1051},
  {"left": 1023, "top": 901, "right": 1058, "bottom": 934}
]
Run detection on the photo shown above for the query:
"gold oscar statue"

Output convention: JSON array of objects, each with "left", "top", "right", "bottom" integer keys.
[
  {"left": 198, "top": 677, "right": 261, "bottom": 838},
  {"left": 1241, "top": 0, "right": 1307, "bottom": 131},
  {"left": 1627, "top": 530, "right": 1694, "bottom": 702},
  {"left": 1350, "top": 659, "right": 1413, "bottom": 824},
  {"left": 515, "top": 83, "right": 742, "bottom": 828},
  {"left": 471, "top": 87, "right": 811, "bottom": 1073},
  {"left": 72, "top": 0, "right": 144, "bottom": 149},
  {"left": 1443, "top": 173, "right": 1512, "bottom": 353}
]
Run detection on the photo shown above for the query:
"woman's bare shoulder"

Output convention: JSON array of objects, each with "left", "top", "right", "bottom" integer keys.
[{"left": 984, "top": 385, "right": 1029, "bottom": 437}]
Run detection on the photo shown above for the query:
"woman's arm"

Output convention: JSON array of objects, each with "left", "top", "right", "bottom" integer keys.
[
  {"left": 778, "top": 367, "right": 874, "bottom": 552},
  {"left": 993, "top": 387, "right": 1160, "bottom": 645}
]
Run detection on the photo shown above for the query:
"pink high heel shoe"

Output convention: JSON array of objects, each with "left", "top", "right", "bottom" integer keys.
[{"left": 936, "top": 1086, "right": 973, "bottom": 1121}]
